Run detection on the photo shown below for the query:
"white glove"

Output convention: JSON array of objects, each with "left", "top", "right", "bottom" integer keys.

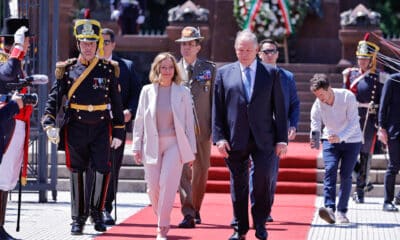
[
  {"left": 14, "top": 26, "right": 28, "bottom": 45},
  {"left": 136, "top": 15, "right": 145, "bottom": 24},
  {"left": 111, "top": 138, "right": 123, "bottom": 149},
  {"left": 110, "top": 10, "right": 120, "bottom": 20},
  {"left": 46, "top": 126, "right": 60, "bottom": 144}
]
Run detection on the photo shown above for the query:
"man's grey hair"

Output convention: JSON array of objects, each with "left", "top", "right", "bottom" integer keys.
[{"left": 234, "top": 29, "right": 258, "bottom": 49}]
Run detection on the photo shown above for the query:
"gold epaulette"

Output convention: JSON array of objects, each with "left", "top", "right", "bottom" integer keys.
[
  {"left": 0, "top": 51, "right": 8, "bottom": 63},
  {"left": 110, "top": 60, "right": 120, "bottom": 78},
  {"left": 55, "top": 58, "right": 77, "bottom": 80}
]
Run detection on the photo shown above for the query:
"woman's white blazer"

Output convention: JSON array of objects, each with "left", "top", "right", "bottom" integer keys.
[{"left": 132, "top": 82, "right": 197, "bottom": 164}]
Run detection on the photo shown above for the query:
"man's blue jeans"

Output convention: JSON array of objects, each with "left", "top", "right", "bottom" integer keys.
[{"left": 322, "top": 140, "right": 361, "bottom": 213}]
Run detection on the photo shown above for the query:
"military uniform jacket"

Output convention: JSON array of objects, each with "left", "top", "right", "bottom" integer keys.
[
  {"left": 343, "top": 67, "right": 385, "bottom": 118},
  {"left": 178, "top": 58, "right": 216, "bottom": 142},
  {"left": 42, "top": 57, "right": 125, "bottom": 150}
]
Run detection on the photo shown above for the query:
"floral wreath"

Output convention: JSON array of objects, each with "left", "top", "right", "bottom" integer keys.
[{"left": 233, "top": 0, "right": 311, "bottom": 41}]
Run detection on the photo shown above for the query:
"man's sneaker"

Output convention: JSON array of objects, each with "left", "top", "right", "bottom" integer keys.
[
  {"left": 336, "top": 211, "right": 350, "bottom": 224},
  {"left": 318, "top": 207, "right": 335, "bottom": 224}
]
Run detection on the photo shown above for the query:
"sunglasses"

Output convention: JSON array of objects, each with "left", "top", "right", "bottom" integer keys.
[
  {"left": 262, "top": 49, "right": 277, "bottom": 55},
  {"left": 103, "top": 40, "right": 113, "bottom": 45}
]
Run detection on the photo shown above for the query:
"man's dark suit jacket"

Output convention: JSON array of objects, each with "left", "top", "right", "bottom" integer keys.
[
  {"left": 278, "top": 67, "right": 300, "bottom": 130},
  {"left": 112, "top": 55, "right": 142, "bottom": 121},
  {"left": 212, "top": 60, "right": 288, "bottom": 151},
  {"left": 379, "top": 73, "right": 400, "bottom": 140}
]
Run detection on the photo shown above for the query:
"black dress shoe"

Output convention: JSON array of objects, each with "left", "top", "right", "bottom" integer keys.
[
  {"left": 103, "top": 211, "right": 116, "bottom": 225},
  {"left": 395, "top": 196, "right": 400, "bottom": 205},
  {"left": 70, "top": 221, "right": 85, "bottom": 235},
  {"left": 178, "top": 215, "right": 195, "bottom": 228},
  {"left": 255, "top": 230, "right": 268, "bottom": 240},
  {"left": 195, "top": 211, "right": 202, "bottom": 224},
  {"left": 267, "top": 215, "right": 273, "bottom": 222},
  {"left": 383, "top": 202, "right": 399, "bottom": 212},
  {"left": 254, "top": 225, "right": 267, "bottom": 240},
  {"left": 229, "top": 231, "right": 246, "bottom": 240}
]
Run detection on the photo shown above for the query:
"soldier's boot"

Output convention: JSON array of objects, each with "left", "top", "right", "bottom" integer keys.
[
  {"left": 0, "top": 191, "right": 17, "bottom": 240},
  {"left": 70, "top": 171, "right": 86, "bottom": 235},
  {"left": 364, "top": 154, "right": 374, "bottom": 192},
  {"left": 353, "top": 153, "right": 370, "bottom": 203},
  {"left": 90, "top": 171, "right": 110, "bottom": 232}
]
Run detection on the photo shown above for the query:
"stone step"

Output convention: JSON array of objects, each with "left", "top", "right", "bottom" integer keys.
[
  {"left": 316, "top": 169, "right": 399, "bottom": 185},
  {"left": 279, "top": 63, "right": 341, "bottom": 73},
  {"left": 317, "top": 154, "right": 389, "bottom": 170},
  {"left": 293, "top": 72, "right": 343, "bottom": 83},
  {"left": 317, "top": 183, "right": 387, "bottom": 198},
  {"left": 55, "top": 177, "right": 147, "bottom": 192}
]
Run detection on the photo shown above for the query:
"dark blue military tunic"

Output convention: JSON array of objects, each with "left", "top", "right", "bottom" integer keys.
[
  {"left": 42, "top": 57, "right": 124, "bottom": 173},
  {"left": 344, "top": 68, "right": 385, "bottom": 153}
]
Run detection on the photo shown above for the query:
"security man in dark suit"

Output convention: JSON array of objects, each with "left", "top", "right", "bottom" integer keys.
[
  {"left": 99, "top": 28, "right": 142, "bottom": 225},
  {"left": 378, "top": 73, "right": 400, "bottom": 212},
  {"left": 41, "top": 19, "right": 125, "bottom": 235},
  {"left": 343, "top": 34, "right": 387, "bottom": 203},
  {"left": 175, "top": 26, "right": 216, "bottom": 228}
]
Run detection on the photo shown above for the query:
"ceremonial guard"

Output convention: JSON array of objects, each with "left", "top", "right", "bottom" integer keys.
[
  {"left": 342, "top": 34, "right": 387, "bottom": 203},
  {"left": 0, "top": 18, "right": 32, "bottom": 240},
  {"left": 41, "top": 19, "right": 125, "bottom": 235}
]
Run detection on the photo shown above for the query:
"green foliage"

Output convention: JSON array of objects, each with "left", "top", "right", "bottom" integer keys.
[{"left": 369, "top": 0, "right": 400, "bottom": 37}]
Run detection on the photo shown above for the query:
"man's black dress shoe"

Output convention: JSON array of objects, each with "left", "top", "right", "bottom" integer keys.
[
  {"left": 103, "top": 211, "right": 116, "bottom": 225},
  {"left": 229, "top": 231, "right": 246, "bottom": 240},
  {"left": 70, "top": 221, "right": 85, "bottom": 235},
  {"left": 255, "top": 226, "right": 268, "bottom": 240},
  {"left": 195, "top": 211, "right": 202, "bottom": 224},
  {"left": 395, "top": 196, "right": 400, "bottom": 205},
  {"left": 383, "top": 202, "right": 399, "bottom": 212},
  {"left": 178, "top": 214, "right": 195, "bottom": 228},
  {"left": 255, "top": 230, "right": 268, "bottom": 240}
]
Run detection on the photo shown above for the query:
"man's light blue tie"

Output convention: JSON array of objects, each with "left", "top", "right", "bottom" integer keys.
[{"left": 244, "top": 67, "right": 252, "bottom": 102}]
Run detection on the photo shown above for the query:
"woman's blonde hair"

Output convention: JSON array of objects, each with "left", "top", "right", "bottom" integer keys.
[{"left": 149, "top": 52, "right": 182, "bottom": 84}]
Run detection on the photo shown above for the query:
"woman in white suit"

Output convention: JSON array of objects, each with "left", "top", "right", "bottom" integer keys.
[{"left": 132, "top": 52, "right": 197, "bottom": 240}]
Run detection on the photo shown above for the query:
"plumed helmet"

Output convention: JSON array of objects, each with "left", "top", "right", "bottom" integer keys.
[
  {"left": 356, "top": 33, "right": 379, "bottom": 59},
  {"left": 73, "top": 19, "right": 101, "bottom": 42}
]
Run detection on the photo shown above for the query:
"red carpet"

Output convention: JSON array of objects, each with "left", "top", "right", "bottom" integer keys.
[
  {"left": 96, "top": 193, "right": 315, "bottom": 240},
  {"left": 207, "top": 142, "right": 320, "bottom": 194}
]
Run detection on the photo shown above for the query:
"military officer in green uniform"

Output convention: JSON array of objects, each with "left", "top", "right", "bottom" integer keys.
[
  {"left": 175, "top": 26, "right": 216, "bottom": 228},
  {"left": 41, "top": 19, "right": 125, "bottom": 235}
]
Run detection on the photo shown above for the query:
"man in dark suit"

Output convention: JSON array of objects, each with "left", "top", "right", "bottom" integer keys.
[
  {"left": 99, "top": 28, "right": 142, "bottom": 225},
  {"left": 175, "top": 26, "right": 216, "bottom": 228},
  {"left": 212, "top": 30, "right": 288, "bottom": 240},
  {"left": 378, "top": 73, "right": 400, "bottom": 212},
  {"left": 258, "top": 39, "right": 300, "bottom": 222}
]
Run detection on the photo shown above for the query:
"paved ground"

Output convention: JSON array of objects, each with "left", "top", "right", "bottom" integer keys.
[
  {"left": 308, "top": 196, "right": 400, "bottom": 240},
  {"left": 4, "top": 191, "right": 150, "bottom": 240},
  {"left": 3, "top": 192, "right": 400, "bottom": 239}
]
